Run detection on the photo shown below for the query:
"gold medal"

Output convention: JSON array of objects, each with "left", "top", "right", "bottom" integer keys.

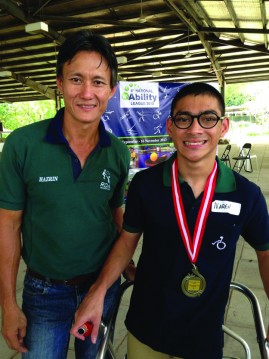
[
  {"left": 181, "top": 264, "right": 206, "bottom": 297},
  {"left": 171, "top": 159, "right": 217, "bottom": 298}
]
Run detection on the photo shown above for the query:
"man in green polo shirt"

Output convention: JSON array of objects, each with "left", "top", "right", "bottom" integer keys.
[{"left": 0, "top": 30, "right": 130, "bottom": 359}]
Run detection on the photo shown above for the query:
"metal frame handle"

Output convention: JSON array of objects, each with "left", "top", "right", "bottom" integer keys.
[
  {"left": 96, "top": 280, "right": 269, "bottom": 359},
  {"left": 96, "top": 280, "right": 134, "bottom": 359},
  {"left": 228, "top": 281, "right": 269, "bottom": 359}
]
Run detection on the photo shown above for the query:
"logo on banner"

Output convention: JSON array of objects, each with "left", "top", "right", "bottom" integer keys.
[{"left": 120, "top": 81, "right": 159, "bottom": 108}]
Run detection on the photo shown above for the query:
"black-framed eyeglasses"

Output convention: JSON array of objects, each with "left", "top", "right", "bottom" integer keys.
[{"left": 171, "top": 111, "right": 224, "bottom": 129}]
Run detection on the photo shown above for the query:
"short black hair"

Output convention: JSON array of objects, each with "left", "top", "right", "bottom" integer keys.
[
  {"left": 170, "top": 82, "right": 225, "bottom": 116},
  {"left": 56, "top": 30, "right": 118, "bottom": 88}
]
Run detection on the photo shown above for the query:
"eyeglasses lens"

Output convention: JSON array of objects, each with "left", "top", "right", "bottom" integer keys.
[
  {"left": 199, "top": 113, "right": 219, "bottom": 128},
  {"left": 173, "top": 113, "right": 219, "bottom": 129}
]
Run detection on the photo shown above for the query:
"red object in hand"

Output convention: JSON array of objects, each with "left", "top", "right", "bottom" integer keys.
[{"left": 78, "top": 322, "right": 93, "bottom": 337}]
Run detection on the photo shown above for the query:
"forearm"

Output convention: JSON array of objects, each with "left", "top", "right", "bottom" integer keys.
[
  {"left": 95, "top": 230, "right": 140, "bottom": 292},
  {"left": 0, "top": 209, "right": 22, "bottom": 308},
  {"left": 111, "top": 206, "right": 124, "bottom": 233},
  {"left": 71, "top": 230, "right": 140, "bottom": 340},
  {"left": 256, "top": 249, "right": 269, "bottom": 298},
  {"left": 0, "top": 248, "right": 21, "bottom": 309},
  {"left": 0, "top": 209, "right": 28, "bottom": 352},
  {"left": 256, "top": 249, "right": 269, "bottom": 340}
]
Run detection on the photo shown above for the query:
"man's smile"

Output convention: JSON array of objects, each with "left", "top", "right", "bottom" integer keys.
[{"left": 183, "top": 140, "right": 207, "bottom": 146}]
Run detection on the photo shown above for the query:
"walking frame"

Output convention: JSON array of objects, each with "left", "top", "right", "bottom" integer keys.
[{"left": 96, "top": 280, "right": 269, "bottom": 359}]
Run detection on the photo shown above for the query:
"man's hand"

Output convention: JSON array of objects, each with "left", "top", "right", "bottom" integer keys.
[
  {"left": 1, "top": 304, "right": 28, "bottom": 353},
  {"left": 70, "top": 283, "right": 106, "bottom": 344}
]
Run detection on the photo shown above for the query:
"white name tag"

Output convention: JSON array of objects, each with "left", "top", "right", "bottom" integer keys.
[{"left": 211, "top": 200, "right": 241, "bottom": 216}]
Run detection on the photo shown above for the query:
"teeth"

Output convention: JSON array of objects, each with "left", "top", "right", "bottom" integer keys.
[
  {"left": 80, "top": 104, "right": 94, "bottom": 108},
  {"left": 184, "top": 141, "right": 205, "bottom": 145}
]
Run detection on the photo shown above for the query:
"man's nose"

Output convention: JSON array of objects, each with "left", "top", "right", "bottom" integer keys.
[
  {"left": 188, "top": 117, "right": 203, "bottom": 131},
  {"left": 81, "top": 82, "right": 94, "bottom": 97}
]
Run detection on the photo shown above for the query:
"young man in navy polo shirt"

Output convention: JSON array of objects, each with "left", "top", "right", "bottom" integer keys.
[
  {"left": 0, "top": 30, "right": 130, "bottom": 358},
  {"left": 71, "top": 82, "right": 269, "bottom": 359}
]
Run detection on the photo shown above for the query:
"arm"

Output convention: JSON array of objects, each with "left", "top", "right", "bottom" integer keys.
[
  {"left": 0, "top": 208, "right": 28, "bottom": 353},
  {"left": 70, "top": 229, "right": 141, "bottom": 342},
  {"left": 111, "top": 206, "right": 136, "bottom": 281},
  {"left": 256, "top": 249, "right": 269, "bottom": 340},
  {"left": 111, "top": 206, "right": 124, "bottom": 233}
]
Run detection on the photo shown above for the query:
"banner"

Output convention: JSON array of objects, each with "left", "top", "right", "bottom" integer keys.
[{"left": 102, "top": 81, "right": 185, "bottom": 168}]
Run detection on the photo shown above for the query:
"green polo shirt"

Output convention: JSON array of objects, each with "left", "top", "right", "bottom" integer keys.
[{"left": 0, "top": 109, "right": 130, "bottom": 279}]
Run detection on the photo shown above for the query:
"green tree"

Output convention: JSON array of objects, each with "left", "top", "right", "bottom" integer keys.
[
  {"left": 0, "top": 100, "right": 56, "bottom": 131},
  {"left": 225, "top": 83, "right": 254, "bottom": 107}
]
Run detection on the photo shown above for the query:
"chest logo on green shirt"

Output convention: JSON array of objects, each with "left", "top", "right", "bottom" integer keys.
[
  {"left": 100, "top": 169, "right": 111, "bottom": 191},
  {"left": 39, "top": 176, "right": 58, "bottom": 182}
]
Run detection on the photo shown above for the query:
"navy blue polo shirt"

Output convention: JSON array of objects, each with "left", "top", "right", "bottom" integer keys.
[
  {"left": 0, "top": 108, "right": 130, "bottom": 279},
  {"left": 123, "top": 152, "right": 269, "bottom": 357}
]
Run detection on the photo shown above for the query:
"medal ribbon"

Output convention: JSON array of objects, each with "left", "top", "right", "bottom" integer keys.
[{"left": 171, "top": 159, "right": 218, "bottom": 263}]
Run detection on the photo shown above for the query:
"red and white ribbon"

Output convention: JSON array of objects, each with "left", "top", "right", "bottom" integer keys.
[{"left": 171, "top": 159, "right": 218, "bottom": 263}]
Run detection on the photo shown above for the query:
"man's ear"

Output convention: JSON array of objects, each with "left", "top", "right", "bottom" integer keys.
[
  {"left": 221, "top": 117, "right": 230, "bottom": 137},
  {"left": 108, "top": 85, "right": 117, "bottom": 99},
  {"left": 56, "top": 76, "right": 63, "bottom": 93},
  {"left": 166, "top": 117, "right": 173, "bottom": 136}
]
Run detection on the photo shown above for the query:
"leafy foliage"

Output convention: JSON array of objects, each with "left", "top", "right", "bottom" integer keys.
[
  {"left": 0, "top": 100, "right": 57, "bottom": 131},
  {"left": 225, "top": 83, "right": 254, "bottom": 107}
]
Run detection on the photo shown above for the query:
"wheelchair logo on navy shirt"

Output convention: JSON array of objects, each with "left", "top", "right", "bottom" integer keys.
[{"left": 212, "top": 236, "right": 227, "bottom": 250}]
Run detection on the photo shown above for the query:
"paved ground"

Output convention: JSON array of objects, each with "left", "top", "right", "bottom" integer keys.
[{"left": 1, "top": 138, "right": 268, "bottom": 359}]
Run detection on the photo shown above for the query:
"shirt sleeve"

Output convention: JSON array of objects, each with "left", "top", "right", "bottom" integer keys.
[
  {"left": 109, "top": 145, "right": 130, "bottom": 209},
  {"left": 241, "top": 185, "right": 269, "bottom": 251},
  {"left": 123, "top": 171, "right": 145, "bottom": 233},
  {"left": 0, "top": 134, "right": 26, "bottom": 210}
]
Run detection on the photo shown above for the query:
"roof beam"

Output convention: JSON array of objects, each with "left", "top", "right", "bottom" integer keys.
[
  {"left": 42, "top": 14, "right": 183, "bottom": 31},
  {"left": 32, "top": 0, "right": 54, "bottom": 17},
  {"left": 223, "top": 0, "right": 244, "bottom": 43},
  {"left": 0, "top": 70, "right": 56, "bottom": 100},
  {"left": 13, "top": 73, "right": 56, "bottom": 101},
  {"left": 0, "top": 68, "right": 56, "bottom": 100},
  {"left": 0, "top": 0, "right": 65, "bottom": 44},
  {"left": 0, "top": 0, "right": 64, "bottom": 99},
  {"left": 259, "top": 0, "right": 268, "bottom": 48},
  {"left": 205, "top": 34, "right": 269, "bottom": 55},
  {"left": 163, "top": 0, "right": 197, "bottom": 33},
  {"left": 126, "top": 33, "right": 187, "bottom": 63},
  {"left": 163, "top": 0, "right": 224, "bottom": 87},
  {"left": 199, "top": 27, "right": 269, "bottom": 35},
  {"left": 0, "top": 0, "right": 29, "bottom": 23}
]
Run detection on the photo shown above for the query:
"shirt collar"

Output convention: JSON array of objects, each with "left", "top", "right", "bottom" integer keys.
[
  {"left": 163, "top": 152, "right": 236, "bottom": 192},
  {"left": 45, "top": 107, "right": 111, "bottom": 147}
]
